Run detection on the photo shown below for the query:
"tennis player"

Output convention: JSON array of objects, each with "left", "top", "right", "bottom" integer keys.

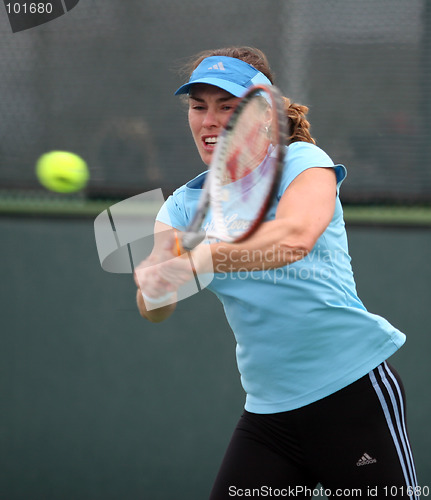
[{"left": 134, "top": 47, "right": 419, "bottom": 499}]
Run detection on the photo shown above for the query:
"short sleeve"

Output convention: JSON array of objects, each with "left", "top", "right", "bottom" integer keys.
[{"left": 277, "top": 142, "right": 347, "bottom": 198}]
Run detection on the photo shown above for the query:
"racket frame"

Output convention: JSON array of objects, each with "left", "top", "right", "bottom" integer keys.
[{"left": 181, "top": 84, "right": 288, "bottom": 251}]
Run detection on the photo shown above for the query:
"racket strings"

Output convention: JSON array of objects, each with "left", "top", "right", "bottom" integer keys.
[{"left": 223, "top": 108, "right": 272, "bottom": 185}]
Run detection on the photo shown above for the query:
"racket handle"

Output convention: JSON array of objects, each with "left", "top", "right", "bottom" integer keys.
[{"left": 180, "top": 231, "right": 206, "bottom": 252}]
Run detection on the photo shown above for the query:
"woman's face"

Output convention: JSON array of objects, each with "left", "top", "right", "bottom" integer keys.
[{"left": 188, "top": 84, "right": 241, "bottom": 166}]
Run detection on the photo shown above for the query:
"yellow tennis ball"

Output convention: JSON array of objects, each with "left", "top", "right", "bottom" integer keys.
[{"left": 36, "top": 151, "right": 89, "bottom": 193}]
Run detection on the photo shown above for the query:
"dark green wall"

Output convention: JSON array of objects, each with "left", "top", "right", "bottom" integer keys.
[{"left": 1, "top": 218, "right": 430, "bottom": 499}]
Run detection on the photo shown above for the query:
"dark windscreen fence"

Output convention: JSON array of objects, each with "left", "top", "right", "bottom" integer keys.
[{"left": 0, "top": 0, "right": 429, "bottom": 203}]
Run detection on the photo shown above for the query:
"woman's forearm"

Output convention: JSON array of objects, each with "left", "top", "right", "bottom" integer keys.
[{"left": 193, "top": 217, "right": 313, "bottom": 274}]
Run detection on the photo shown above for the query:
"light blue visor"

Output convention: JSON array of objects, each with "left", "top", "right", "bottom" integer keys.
[{"left": 174, "top": 56, "right": 272, "bottom": 97}]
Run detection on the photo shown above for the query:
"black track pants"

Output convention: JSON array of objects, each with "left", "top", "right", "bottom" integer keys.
[{"left": 210, "top": 362, "right": 419, "bottom": 499}]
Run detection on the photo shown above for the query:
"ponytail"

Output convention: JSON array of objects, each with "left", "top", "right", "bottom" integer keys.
[{"left": 282, "top": 97, "right": 316, "bottom": 145}]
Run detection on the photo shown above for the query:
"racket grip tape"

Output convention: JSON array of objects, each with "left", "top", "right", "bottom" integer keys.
[
  {"left": 174, "top": 229, "right": 202, "bottom": 291},
  {"left": 180, "top": 231, "right": 206, "bottom": 252}
]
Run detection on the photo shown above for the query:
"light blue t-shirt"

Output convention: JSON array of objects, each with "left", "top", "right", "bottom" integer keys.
[{"left": 157, "top": 142, "right": 406, "bottom": 413}]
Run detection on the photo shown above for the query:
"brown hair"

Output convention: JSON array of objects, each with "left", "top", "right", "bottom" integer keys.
[{"left": 182, "top": 47, "right": 316, "bottom": 145}]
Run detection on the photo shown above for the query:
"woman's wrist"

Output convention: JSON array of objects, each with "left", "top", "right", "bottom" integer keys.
[{"left": 141, "top": 290, "right": 175, "bottom": 304}]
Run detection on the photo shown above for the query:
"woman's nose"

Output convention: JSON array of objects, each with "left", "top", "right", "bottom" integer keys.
[{"left": 202, "top": 109, "right": 219, "bottom": 128}]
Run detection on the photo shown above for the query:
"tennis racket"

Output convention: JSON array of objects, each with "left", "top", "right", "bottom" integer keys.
[{"left": 180, "top": 84, "right": 288, "bottom": 252}]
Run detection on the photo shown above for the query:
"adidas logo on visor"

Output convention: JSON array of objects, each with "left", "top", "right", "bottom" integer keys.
[{"left": 208, "top": 62, "right": 225, "bottom": 71}]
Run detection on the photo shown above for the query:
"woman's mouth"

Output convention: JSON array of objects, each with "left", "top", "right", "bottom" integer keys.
[{"left": 202, "top": 135, "right": 218, "bottom": 151}]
